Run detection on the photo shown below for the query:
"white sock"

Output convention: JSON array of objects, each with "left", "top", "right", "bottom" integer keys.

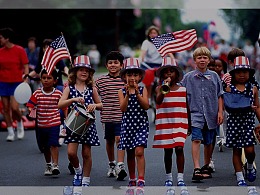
[
  {"left": 236, "top": 171, "right": 244, "bottom": 181},
  {"left": 17, "top": 120, "right": 23, "bottom": 129},
  {"left": 177, "top": 173, "right": 184, "bottom": 182},
  {"left": 7, "top": 126, "right": 14, "bottom": 135},
  {"left": 166, "top": 173, "right": 173, "bottom": 181},
  {"left": 82, "top": 177, "right": 90, "bottom": 184},
  {"left": 74, "top": 164, "right": 82, "bottom": 174},
  {"left": 247, "top": 163, "right": 254, "bottom": 170},
  {"left": 117, "top": 162, "right": 124, "bottom": 166}
]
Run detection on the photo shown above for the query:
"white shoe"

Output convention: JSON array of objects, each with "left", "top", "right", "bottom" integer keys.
[
  {"left": 17, "top": 125, "right": 25, "bottom": 139},
  {"left": 6, "top": 133, "right": 15, "bottom": 142},
  {"left": 44, "top": 164, "right": 53, "bottom": 176},
  {"left": 107, "top": 162, "right": 116, "bottom": 177},
  {"left": 115, "top": 163, "right": 127, "bottom": 180},
  {"left": 209, "top": 160, "right": 215, "bottom": 172}
]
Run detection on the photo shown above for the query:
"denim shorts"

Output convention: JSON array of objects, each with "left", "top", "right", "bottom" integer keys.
[
  {"left": 0, "top": 82, "right": 21, "bottom": 96},
  {"left": 191, "top": 125, "right": 217, "bottom": 145},
  {"left": 104, "top": 122, "right": 122, "bottom": 140},
  {"left": 38, "top": 125, "right": 60, "bottom": 148}
]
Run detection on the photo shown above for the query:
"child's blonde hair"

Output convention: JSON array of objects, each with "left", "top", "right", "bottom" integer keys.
[{"left": 193, "top": 46, "right": 211, "bottom": 60}]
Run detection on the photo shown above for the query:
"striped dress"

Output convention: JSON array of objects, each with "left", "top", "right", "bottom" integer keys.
[{"left": 153, "top": 86, "right": 188, "bottom": 148}]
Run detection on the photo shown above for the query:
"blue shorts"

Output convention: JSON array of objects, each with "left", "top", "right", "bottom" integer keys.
[
  {"left": 104, "top": 122, "right": 122, "bottom": 140},
  {"left": 38, "top": 125, "right": 60, "bottom": 148},
  {"left": 0, "top": 82, "right": 21, "bottom": 96},
  {"left": 191, "top": 125, "right": 217, "bottom": 145}
]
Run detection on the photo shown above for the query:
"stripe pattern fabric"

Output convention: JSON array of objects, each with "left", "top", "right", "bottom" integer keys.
[{"left": 153, "top": 86, "right": 188, "bottom": 148}]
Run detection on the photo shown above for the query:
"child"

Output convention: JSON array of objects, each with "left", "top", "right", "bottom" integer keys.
[
  {"left": 153, "top": 57, "right": 191, "bottom": 195},
  {"left": 26, "top": 69, "right": 62, "bottom": 176},
  {"left": 224, "top": 56, "right": 260, "bottom": 186},
  {"left": 180, "top": 46, "right": 224, "bottom": 181},
  {"left": 58, "top": 55, "right": 102, "bottom": 187},
  {"left": 118, "top": 58, "right": 149, "bottom": 194},
  {"left": 95, "top": 51, "right": 127, "bottom": 180}
]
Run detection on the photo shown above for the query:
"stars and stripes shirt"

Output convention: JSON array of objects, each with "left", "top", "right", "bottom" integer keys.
[
  {"left": 95, "top": 74, "right": 124, "bottom": 123},
  {"left": 26, "top": 88, "right": 62, "bottom": 128}
]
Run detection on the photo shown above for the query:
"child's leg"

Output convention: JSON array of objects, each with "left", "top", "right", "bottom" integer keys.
[
  {"left": 82, "top": 144, "right": 92, "bottom": 186},
  {"left": 43, "top": 147, "right": 52, "bottom": 164},
  {"left": 164, "top": 148, "right": 173, "bottom": 186},
  {"left": 67, "top": 143, "right": 81, "bottom": 171},
  {"left": 50, "top": 146, "right": 59, "bottom": 165},
  {"left": 233, "top": 148, "right": 243, "bottom": 172},
  {"left": 175, "top": 147, "right": 184, "bottom": 173},
  {"left": 192, "top": 140, "right": 201, "bottom": 168},
  {"left": 135, "top": 146, "right": 145, "bottom": 180},
  {"left": 127, "top": 149, "right": 136, "bottom": 181},
  {"left": 244, "top": 145, "right": 257, "bottom": 182}
]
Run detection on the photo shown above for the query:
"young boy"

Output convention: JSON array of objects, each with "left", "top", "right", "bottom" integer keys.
[
  {"left": 95, "top": 51, "right": 127, "bottom": 180},
  {"left": 180, "top": 46, "right": 224, "bottom": 181},
  {"left": 26, "top": 69, "right": 62, "bottom": 176}
]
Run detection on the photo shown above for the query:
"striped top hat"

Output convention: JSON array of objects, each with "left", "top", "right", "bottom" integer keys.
[
  {"left": 119, "top": 58, "right": 145, "bottom": 83},
  {"left": 229, "top": 56, "right": 255, "bottom": 76},
  {"left": 156, "top": 57, "right": 183, "bottom": 81},
  {"left": 71, "top": 55, "right": 95, "bottom": 73}
]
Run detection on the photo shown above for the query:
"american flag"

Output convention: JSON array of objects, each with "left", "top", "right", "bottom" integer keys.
[
  {"left": 41, "top": 35, "right": 71, "bottom": 75},
  {"left": 151, "top": 29, "right": 198, "bottom": 57}
]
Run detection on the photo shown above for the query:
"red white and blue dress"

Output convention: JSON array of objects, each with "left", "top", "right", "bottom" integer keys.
[
  {"left": 118, "top": 87, "right": 149, "bottom": 150},
  {"left": 153, "top": 86, "right": 189, "bottom": 148},
  {"left": 64, "top": 85, "right": 100, "bottom": 146}
]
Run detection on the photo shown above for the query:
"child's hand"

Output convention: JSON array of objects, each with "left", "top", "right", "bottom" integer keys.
[
  {"left": 187, "top": 127, "right": 192, "bottom": 136},
  {"left": 164, "top": 77, "right": 171, "bottom": 84},
  {"left": 134, "top": 81, "right": 139, "bottom": 95},
  {"left": 75, "top": 97, "right": 85, "bottom": 105},
  {"left": 251, "top": 104, "right": 257, "bottom": 111},
  {"left": 125, "top": 84, "right": 130, "bottom": 96},
  {"left": 87, "top": 104, "right": 96, "bottom": 112}
]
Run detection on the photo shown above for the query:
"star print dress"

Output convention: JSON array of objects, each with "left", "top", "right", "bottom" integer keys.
[
  {"left": 225, "top": 83, "right": 257, "bottom": 148},
  {"left": 118, "top": 87, "right": 149, "bottom": 150},
  {"left": 64, "top": 85, "right": 100, "bottom": 146}
]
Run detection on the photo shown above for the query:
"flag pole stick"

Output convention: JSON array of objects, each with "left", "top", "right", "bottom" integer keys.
[{"left": 61, "top": 32, "right": 73, "bottom": 68}]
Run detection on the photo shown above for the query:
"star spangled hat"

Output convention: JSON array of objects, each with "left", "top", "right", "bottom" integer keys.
[
  {"left": 229, "top": 56, "right": 254, "bottom": 76},
  {"left": 71, "top": 55, "right": 95, "bottom": 73},
  {"left": 119, "top": 58, "right": 145, "bottom": 83},
  {"left": 156, "top": 57, "right": 183, "bottom": 81}
]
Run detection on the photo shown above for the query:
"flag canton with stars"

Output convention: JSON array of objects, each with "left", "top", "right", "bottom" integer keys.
[
  {"left": 50, "top": 36, "right": 67, "bottom": 49},
  {"left": 152, "top": 33, "right": 174, "bottom": 49}
]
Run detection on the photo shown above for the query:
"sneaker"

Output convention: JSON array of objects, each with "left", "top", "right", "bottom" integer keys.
[
  {"left": 52, "top": 165, "right": 60, "bottom": 175},
  {"left": 209, "top": 160, "right": 215, "bottom": 172},
  {"left": 247, "top": 168, "right": 257, "bottom": 182},
  {"left": 17, "top": 125, "right": 24, "bottom": 140},
  {"left": 73, "top": 173, "right": 82, "bottom": 186},
  {"left": 248, "top": 187, "right": 258, "bottom": 195},
  {"left": 137, "top": 179, "right": 145, "bottom": 187},
  {"left": 6, "top": 133, "right": 15, "bottom": 142},
  {"left": 115, "top": 163, "right": 127, "bottom": 181},
  {"left": 164, "top": 180, "right": 173, "bottom": 187},
  {"left": 237, "top": 179, "right": 247, "bottom": 186},
  {"left": 44, "top": 164, "right": 53, "bottom": 176},
  {"left": 107, "top": 162, "right": 116, "bottom": 177},
  {"left": 128, "top": 179, "right": 137, "bottom": 187},
  {"left": 177, "top": 180, "right": 186, "bottom": 187},
  {"left": 125, "top": 188, "right": 135, "bottom": 195}
]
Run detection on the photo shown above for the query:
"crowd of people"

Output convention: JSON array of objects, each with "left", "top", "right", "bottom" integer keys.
[{"left": 0, "top": 26, "right": 260, "bottom": 195}]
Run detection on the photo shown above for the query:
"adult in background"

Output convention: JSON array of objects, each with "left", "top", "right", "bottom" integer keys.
[
  {"left": 0, "top": 27, "right": 29, "bottom": 141},
  {"left": 140, "top": 25, "right": 174, "bottom": 105}
]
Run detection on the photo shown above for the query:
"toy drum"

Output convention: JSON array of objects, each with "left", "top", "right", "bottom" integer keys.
[{"left": 65, "top": 105, "right": 95, "bottom": 136}]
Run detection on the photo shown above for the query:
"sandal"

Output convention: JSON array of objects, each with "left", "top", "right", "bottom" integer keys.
[
  {"left": 192, "top": 168, "right": 204, "bottom": 181},
  {"left": 201, "top": 165, "right": 212, "bottom": 179}
]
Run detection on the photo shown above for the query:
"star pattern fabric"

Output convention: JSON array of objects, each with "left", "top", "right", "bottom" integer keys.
[
  {"left": 225, "top": 83, "right": 257, "bottom": 148},
  {"left": 64, "top": 85, "right": 100, "bottom": 146},
  {"left": 118, "top": 87, "right": 149, "bottom": 150}
]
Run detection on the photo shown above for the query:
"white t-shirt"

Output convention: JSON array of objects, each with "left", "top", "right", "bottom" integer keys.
[{"left": 141, "top": 39, "right": 162, "bottom": 64}]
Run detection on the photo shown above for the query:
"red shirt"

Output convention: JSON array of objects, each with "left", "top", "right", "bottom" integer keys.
[{"left": 0, "top": 45, "right": 29, "bottom": 82}]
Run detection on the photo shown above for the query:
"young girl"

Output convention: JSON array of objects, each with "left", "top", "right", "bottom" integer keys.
[
  {"left": 58, "top": 55, "right": 102, "bottom": 187},
  {"left": 153, "top": 57, "right": 191, "bottom": 194},
  {"left": 224, "top": 56, "right": 260, "bottom": 186},
  {"left": 118, "top": 58, "right": 149, "bottom": 194},
  {"left": 27, "top": 69, "right": 62, "bottom": 176}
]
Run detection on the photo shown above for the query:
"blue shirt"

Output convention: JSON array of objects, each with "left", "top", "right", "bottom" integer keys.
[{"left": 180, "top": 69, "right": 223, "bottom": 129}]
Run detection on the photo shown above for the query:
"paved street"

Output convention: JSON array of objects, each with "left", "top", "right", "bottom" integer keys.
[{"left": 0, "top": 109, "right": 259, "bottom": 195}]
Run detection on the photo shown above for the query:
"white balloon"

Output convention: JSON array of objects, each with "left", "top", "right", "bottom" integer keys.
[{"left": 14, "top": 83, "right": 32, "bottom": 104}]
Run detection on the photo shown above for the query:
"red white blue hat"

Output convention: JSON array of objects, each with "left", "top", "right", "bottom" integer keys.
[
  {"left": 230, "top": 56, "right": 254, "bottom": 76},
  {"left": 156, "top": 57, "right": 183, "bottom": 81},
  {"left": 120, "top": 58, "right": 145, "bottom": 82},
  {"left": 71, "top": 55, "right": 95, "bottom": 73}
]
